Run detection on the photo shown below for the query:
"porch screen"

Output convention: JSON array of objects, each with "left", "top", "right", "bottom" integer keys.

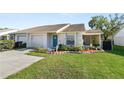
[{"left": 66, "top": 34, "right": 75, "bottom": 46}]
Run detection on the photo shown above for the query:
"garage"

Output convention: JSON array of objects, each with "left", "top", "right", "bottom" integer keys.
[
  {"left": 17, "top": 34, "right": 27, "bottom": 43},
  {"left": 31, "top": 35, "right": 44, "bottom": 48}
]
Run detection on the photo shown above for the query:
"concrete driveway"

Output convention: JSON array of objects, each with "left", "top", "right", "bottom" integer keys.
[{"left": 0, "top": 49, "right": 43, "bottom": 79}]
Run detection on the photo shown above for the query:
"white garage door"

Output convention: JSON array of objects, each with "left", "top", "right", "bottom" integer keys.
[
  {"left": 17, "top": 35, "right": 27, "bottom": 43},
  {"left": 31, "top": 35, "right": 44, "bottom": 48}
]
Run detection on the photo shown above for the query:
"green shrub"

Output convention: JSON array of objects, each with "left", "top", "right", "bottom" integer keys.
[
  {"left": 58, "top": 44, "right": 68, "bottom": 51},
  {"left": 93, "top": 44, "right": 100, "bottom": 47},
  {"left": 58, "top": 44, "right": 82, "bottom": 51},
  {"left": 3, "top": 40, "right": 15, "bottom": 49},
  {"left": 0, "top": 40, "right": 15, "bottom": 50},
  {"left": 0, "top": 42, "right": 4, "bottom": 51},
  {"left": 34, "top": 48, "right": 48, "bottom": 53},
  {"left": 68, "top": 46, "right": 82, "bottom": 51}
]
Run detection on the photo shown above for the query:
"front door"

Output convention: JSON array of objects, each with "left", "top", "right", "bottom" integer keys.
[{"left": 53, "top": 35, "right": 58, "bottom": 47}]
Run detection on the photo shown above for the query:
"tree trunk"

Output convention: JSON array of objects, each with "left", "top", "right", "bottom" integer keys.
[{"left": 104, "top": 36, "right": 107, "bottom": 41}]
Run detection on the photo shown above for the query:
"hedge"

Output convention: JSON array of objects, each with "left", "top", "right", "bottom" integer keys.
[
  {"left": 34, "top": 48, "right": 48, "bottom": 53},
  {"left": 0, "top": 40, "right": 15, "bottom": 51},
  {"left": 58, "top": 44, "right": 82, "bottom": 51}
]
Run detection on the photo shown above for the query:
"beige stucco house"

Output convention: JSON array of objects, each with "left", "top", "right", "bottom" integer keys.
[
  {"left": 114, "top": 27, "right": 124, "bottom": 46},
  {"left": 14, "top": 23, "right": 103, "bottom": 49}
]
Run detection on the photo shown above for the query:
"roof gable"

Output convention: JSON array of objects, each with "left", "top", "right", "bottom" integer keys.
[{"left": 62, "top": 24, "right": 85, "bottom": 32}]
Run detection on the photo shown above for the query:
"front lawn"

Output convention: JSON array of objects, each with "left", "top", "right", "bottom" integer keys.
[{"left": 7, "top": 46, "right": 124, "bottom": 79}]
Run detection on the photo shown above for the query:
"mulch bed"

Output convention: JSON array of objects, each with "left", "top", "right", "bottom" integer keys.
[
  {"left": 48, "top": 49, "right": 104, "bottom": 55},
  {"left": 80, "top": 50, "right": 97, "bottom": 54},
  {"left": 49, "top": 51, "right": 69, "bottom": 54}
]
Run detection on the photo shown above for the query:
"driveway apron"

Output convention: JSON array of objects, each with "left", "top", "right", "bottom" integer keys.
[{"left": 0, "top": 49, "right": 43, "bottom": 79}]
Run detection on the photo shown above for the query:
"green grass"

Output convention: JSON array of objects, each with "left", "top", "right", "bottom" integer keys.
[{"left": 7, "top": 45, "right": 124, "bottom": 79}]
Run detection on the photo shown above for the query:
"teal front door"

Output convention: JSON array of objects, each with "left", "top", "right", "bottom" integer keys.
[{"left": 53, "top": 35, "right": 58, "bottom": 47}]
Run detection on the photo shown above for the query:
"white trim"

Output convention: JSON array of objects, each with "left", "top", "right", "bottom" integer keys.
[
  {"left": 60, "top": 31, "right": 83, "bottom": 34},
  {"left": 83, "top": 33, "right": 102, "bottom": 35},
  {"left": 74, "top": 32, "right": 76, "bottom": 46},
  {"left": 16, "top": 31, "right": 57, "bottom": 34}
]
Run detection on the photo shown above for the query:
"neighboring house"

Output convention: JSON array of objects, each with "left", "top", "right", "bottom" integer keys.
[
  {"left": 14, "top": 23, "right": 103, "bottom": 49},
  {"left": 0, "top": 29, "right": 18, "bottom": 40},
  {"left": 114, "top": 27, "right": 124, "bottom": 46}
]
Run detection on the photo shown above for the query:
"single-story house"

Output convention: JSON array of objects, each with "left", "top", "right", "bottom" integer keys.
[
  {"left": 114, "top": 27, "right": 124, "bottom": 46},
  {"left": 14, "top": 23, "right": 103, "bottom": 49},
  {"left": 0, "top": 29, "right": 18, "bottom": 40}
]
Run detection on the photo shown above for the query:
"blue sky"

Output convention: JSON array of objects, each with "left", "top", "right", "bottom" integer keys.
[{"left": 0, "top": 13, "right": 111, "bottom": 30}]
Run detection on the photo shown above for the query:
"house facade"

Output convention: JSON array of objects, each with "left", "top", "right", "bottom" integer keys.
[
  {"left": 14, "top": 24, "right": 103, "bottom": 49},
  {"left": 114, "top": 27, "right": 124, "bottom": 46}
]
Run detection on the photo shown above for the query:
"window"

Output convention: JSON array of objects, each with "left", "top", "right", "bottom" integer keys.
[
  {"left": 10, "top": 34, "right": 15, "bottom": 40},
  {"left": 1, "top": 35, "right": 7, "bottom": 40},
  {"left": 66, "top": 34, "right": 75, "bottom": 46}
]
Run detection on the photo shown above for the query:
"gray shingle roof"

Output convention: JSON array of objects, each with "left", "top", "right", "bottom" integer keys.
[
  {"left": 17, "top": 23, "right": 86, "bottom": 33},
  {"left": 19, "top": 24, "right": 68, "bottom": 33},
  {"left": 62, "top": 24, "right": 85, "bottom": 32},
  {"left": 85, "top": 30, "right": 103, "bottom": 34}
]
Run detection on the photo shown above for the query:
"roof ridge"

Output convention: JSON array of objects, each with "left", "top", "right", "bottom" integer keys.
[
  {"left": 56, "top": 24, "right": 70, "bottom": 33},
  {"left": 39, "top": 23, "right": 69, "bottom": 26}
]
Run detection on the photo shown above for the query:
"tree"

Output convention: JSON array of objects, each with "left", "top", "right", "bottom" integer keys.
[
  {"left": 88, "top": 14, "right": 124, "bottom": 40},
  {"left": 108, "top": 14, "right": 124, "bottom": 40},
  {"left": 89, "top": 16, "right": 109, "bottom": 30},
  {"left": 89, "top": 16, "right": 109, "bottom": 40},
  {"left": 0, "top": 27, "right": 8, "bottom": 30}
]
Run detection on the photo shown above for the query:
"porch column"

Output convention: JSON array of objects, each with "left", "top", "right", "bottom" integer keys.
[
  {"left": 74, "top": 32, "right": 76, "bottom": 46},
  {"left": 6, "top": 35, "right": 9, "bottom": 40},
  {"left": 82, "top": 35, "right": 84, "bottom": 46},
  {"left": 26, "top": 34, "right": 30, "bottom": 48},
  {"left": 99, "top": 34, "right": 102, "bottom": 48},
  {"left": 90, "top": 35, "right": 91, "bottom": 45}
]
